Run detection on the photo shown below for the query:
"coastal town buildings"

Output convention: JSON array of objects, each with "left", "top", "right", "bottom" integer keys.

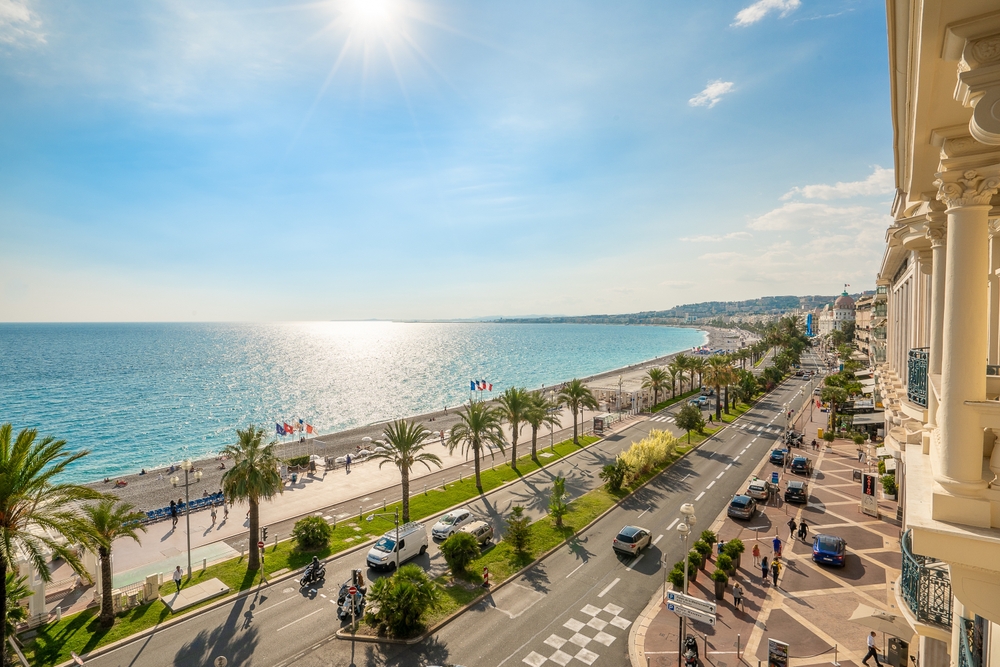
[
  {"left": 855, "top": 294, "right": 874, "bottom": 362},
  {"left": 816, "top": 290, "right": 856, "bottom": 336},
  {"left": 875, "top": 2, "right": 1000, "bottom": 667}
]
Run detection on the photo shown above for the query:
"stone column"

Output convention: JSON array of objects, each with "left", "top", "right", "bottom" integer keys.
[
  {"left": 925, "top": 218, "right": 946, "bottom": 428},
  {"left": 990, "top": 221, "right": 1000, "bottom": 366},
  {"left": 933, "top": 168, "right": 1000, "bottom": 500}
]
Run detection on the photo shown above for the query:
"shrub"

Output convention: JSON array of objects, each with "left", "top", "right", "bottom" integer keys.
[
  {"left": 823, "top": 431, "right": 835, "bottom": 442},
  {"left": 723, "top": 538, "right": 745, "bottom": 557},
  {"left": 693, "top": 540, "right": 712, "bottom": 559},
  {"left": 687, "top": 550, "right": 704, "bottom": 570},
  {"left": 700, "top": 529, "right": 717, "bottom": 545},
  {"left": 619, "top": 430, "right": 678, "bottom": 482},
  {"left": 366, "top": 564, "right": 441, "bottom": 637},
  {"left": 710, "top": 568, "right": 730, "bottom": 583},
  {"left": 549, "top": 475, "right": 569, "bottom": 528},
  {"left": 715, "top": 553, "right": 733, "bottom": 573},
  {"left": 292, "top": 515, "right": 332, "bottom": 551},
  {"left": 440, "top": 531, "right": 480, "bottom": 574},
  {"left": 505, "top": 506, "right": 531, "bottom": 554},
  {"left": 668, "top": 566, "right": 685, "bottom": 589},
  {"left": 599, "top": 457, "right": 632, "bottom": 492},
  {"left": 881, "top": 474, "right": 897, "bottom": 495},
  {"left": 287, "top": 455, "right": 309, "bottom": 468},
  {"left": 853, "top": 434, "right": 865, "bottom": 445}
]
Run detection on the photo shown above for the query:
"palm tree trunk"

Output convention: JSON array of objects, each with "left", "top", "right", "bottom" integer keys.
[
  {"left": 572, "top": 407, "right": 579, "bottom": 444},
  {"left": 724, "top": 385, "right": 730, "bottom": 414},
  {"left": 715, "top": 384, "right": 722, "bottom": 421},
  {"left": 401, "top": 469, "right": 410, "bottom": 523},
  {"left": 510, "top": 428, "right": 518, "bottom": 471},
  {"left": 473, "top": 443, "right": 483, "bottom": 492},
  {"left": 100, "top": 547, "right": 114, "bottom": 627},
  {"left": 1, "top": 556, "right": 8, "bottom": 666},
  {"left": 531, "top": 425, "right": 539, "bottom": 461},
  {"left": 248, "top": 500, "right": 261, "bottom": 571}
]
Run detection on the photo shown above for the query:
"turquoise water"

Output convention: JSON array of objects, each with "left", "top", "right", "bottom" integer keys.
[{"left": 0, "top": 322, "right": 705, "bottom": 482}]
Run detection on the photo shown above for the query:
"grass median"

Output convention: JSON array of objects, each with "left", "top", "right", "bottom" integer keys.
[{"left": 23, "top": 435, "right": 599, "bottom": 666}]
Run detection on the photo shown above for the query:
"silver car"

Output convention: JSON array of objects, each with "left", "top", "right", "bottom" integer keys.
[
  {"left": 613, "top": 525, "right": 652, "bottom": 556},
  {"left": 432, "top": 508, "right": 475, "bottom": 540},
  {"left": 746, "top": 479, "right": 771, "bottom": 501},
  {"left": 459, "top": 520, "right": 494, "bottom": 545}
]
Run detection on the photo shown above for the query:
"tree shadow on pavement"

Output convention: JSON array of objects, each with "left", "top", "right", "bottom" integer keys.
[
  {"left": 368, "top": 635, "right": 452, "bottom": 667},
  {"left": 172, "top": 623, "right": 259, "bottom": 667}
]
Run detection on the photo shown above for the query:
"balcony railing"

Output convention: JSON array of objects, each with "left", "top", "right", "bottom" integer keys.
[
  {"left": 873, "top": 326, "right": 887, "bottom": 340},
  {"left": 959, "top": 616, "right": 984, "bottom": 667},
  {"left": 874, "top": 304, "right": 887, "bottom": 317},
  {"left": 900, "top": 530, "right": 952, "bottom": 629},
  {"left": 908, "top": 349, "right": 929, "bottom": 408}
]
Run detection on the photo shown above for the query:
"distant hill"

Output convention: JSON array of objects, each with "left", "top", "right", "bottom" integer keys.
[{"left": 495, "top": 295, "right": 842, "bottom": 324}]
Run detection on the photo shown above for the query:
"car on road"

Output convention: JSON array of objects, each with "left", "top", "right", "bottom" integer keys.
[
  {"left": 727, "top": 494, "right": 757, "bottom": 520},
  {"left": 770, "top": 448, "right": 789, "bottom": 465},
  {"left": 784, "top": 480, "right": 809, "bottom": 503},
  {"left": 795, "top": 370, "right": 804, "bottom": 376},
  {"left": 814, "top": 387, "right": 823, "bottom": 395},
  {"left": 432, "top": 508, "right": 475, "bottom": 540},
  {"left": 812, "top": 534, "right": 847, "bottom": 566},
  {"left": 366, "top": 522, "right": 429, "bottom": 570},
  {"left": 459, "top": 520, "right": 494, "bottom": 546},
  {"left": 745, "top": 479, "right": 772, "bottom": 501},
  {"left": 790, "top": 456, "right": 813, "bottom": 475},
  {"left": 613, "top": 525, "right": 652, "bottom": 556}
]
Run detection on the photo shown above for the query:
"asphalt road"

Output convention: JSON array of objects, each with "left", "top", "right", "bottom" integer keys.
[{"left": 82, "top": 353, "right": 824, "bottom": 667}]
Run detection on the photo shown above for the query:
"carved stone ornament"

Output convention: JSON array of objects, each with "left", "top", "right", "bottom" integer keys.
[
  {"left": 935, "top": 169, "right": 1000, "bottom": 207},
  {"left": 926, "top": 223, "right": 947, "bottom": 247},
  {"left": 972, "top": 35, "right": 1000, "bottom": 65}
]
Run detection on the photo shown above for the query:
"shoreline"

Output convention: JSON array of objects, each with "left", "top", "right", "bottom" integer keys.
[{"left": 86, "top": 325, "right": 744, "bottom": 510}]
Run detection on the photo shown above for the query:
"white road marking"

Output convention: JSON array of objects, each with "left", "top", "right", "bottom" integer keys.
[
  {"left": 725, "top": 464, "right": 732, "bottom": 470},
  {"left": 566, "top": 562, "right": 585, "bottom": 578},
  {"left": 598, "top": 578, "right": 620, "bottom": 598},
  {"left": 695, "top": 491, "right": 706, "bottom": 501},
  {"left": 733, "top": 455, "right": 740, "bottom": 461},
  {"left": 637, "top": 507, "right": 649, "bottom": 518},
  {"left": 626, "top": 554, "right": 644, "bottom": 571},
  {"left": 653, "top": 534, "right": 663, "bottom": 545},
  {"left": 716, "top": 471, "right": 725, "bottom": 479},
  {"left": 276, "top": 607, "right": 325, "bottom": 632},
  {"left": 251, "top": 594, "right": 299, "bottom": 615},
  {"left": 666, "top": 518, "right": 679, "bottom": 531},
  {"left": 706, "top": 481, "right": 715, "bottom": 489}
]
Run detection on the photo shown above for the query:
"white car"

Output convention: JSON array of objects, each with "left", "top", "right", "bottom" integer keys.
[{"left": 431, "top": 508, "right": 475, "bottom": 540}]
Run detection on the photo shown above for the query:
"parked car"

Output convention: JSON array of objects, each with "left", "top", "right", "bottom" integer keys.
[
  {"left": 812, "top": 534, "right": 847, "bottom": 566},
  {"left": 770, "top": 448, "right": 789, "bottom": 465},
  {"left": 813, "top": 387, "right": 823, "bottom": 395},
  {"left": 366, "top": 522, "right": 429, "bottom": 571},
  {"left": 795, "top": 370, "right": 804, "bottom": 376},
  {"left": 431, "top": 508, "right": 475, "bottom": 540},
  {"left": 784, "top": 480, "right": 809, "bottom": 503},
  {"left": 746, "top": 479, "right": 772, "bottom": 501},
  {"left": 790, "top": 456, "right": 813, "bottom": 475},
  {"left": 613, "top": 525, "right": 652, "bottom": 556},
  {"left": 459, "top": 520, "right": 494, "bottom": 546},
  {"left": 727, "top": 494, "right": 757, "bottom": 520}
]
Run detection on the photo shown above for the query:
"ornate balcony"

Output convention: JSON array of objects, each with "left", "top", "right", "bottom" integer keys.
[
  {"left": 907, "top": 349, "right": 929, "bottom": 408},
  {"left": 959, "top": 616, "right": 984, "bottom": 667},
  {"left": 900, "top": 530, "right": 952, "bottom": 629}
]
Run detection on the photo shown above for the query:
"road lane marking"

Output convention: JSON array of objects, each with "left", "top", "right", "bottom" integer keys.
[
  {"left": 666, "top": 518, "right": 679, "bottom": 531},
  {"left": 566, "top": 562, "right": 585, "bottom": 578},
  {"left": 598, "top": 578, "right": 620, "bottom": 598},
  {"left": 626, "top": 554, "right": 644, "bottom": 571},
  {"left": 277, "top": 607, "right": 325, "bottom": 632},
  {"left": 733, "top": 455, "right": 740, "bottom": 461},
  {"left": 695, "top": 491, "right": 706, "bottom": 501},
  {"left": 725, "top": 464, "right": 732, "bottom": 470},
  {"left": 716, "top": 471, "right": 725, "bottom": 479},
  {"left": 653, "top": 534, "right": 663, "bottom": 545},
  {"left": 250, "top": 594, "right": 299, "bottom": 615},
  {"left": 637, "top": 507, "right": 649, "bottom": 518},
  {"left": 706, "top": 481, "right": 715, "bottom": 489}
]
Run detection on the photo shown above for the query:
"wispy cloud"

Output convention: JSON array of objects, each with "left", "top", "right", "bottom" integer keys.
[
  {"left": 747, "top": 201, "right": 890, "bottom": 232},
  {"left": 680, "top": 231, "right": 753, "bottom": 242},
  {"left": 689, "top": 80, "right": 734, "bottom": 108},
  {"left": 0, "top": 0, "right": 44, "bottom": 45},
  {"left": 781, "top": 166, "right": 894, "bottom": 200},
  {"left": 733, "top": 0, "right": 801, "bottom": 27}
]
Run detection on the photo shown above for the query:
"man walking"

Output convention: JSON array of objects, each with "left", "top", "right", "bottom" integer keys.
[
  {"left": 862, "top": 632, "right": 882, "bottom": 667},
  {"left": 772, "top": 533, "right": 782, "bottom": 558},
  {"left": 169, "top": 500, "right": 178, "bottom": 529},
  {"left": 770, "top": 558, "right": 781, "bottom": 587},
  {"left": 787, "top": 517, "right": 798, "bottom": 541},
  {"left": 173, "top": 566, "right": 183, "bottom": 593},
  {"left": 345, "top": 454, "right": 351, "bottom": 473}
]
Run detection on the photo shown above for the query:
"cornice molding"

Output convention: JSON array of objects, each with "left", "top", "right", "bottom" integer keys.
[{"left": 935, "top": 168, "right": 1000, "bottom": 208}]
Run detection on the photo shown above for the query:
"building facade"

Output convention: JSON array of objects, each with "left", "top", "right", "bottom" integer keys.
[
  {"left": 877, "top": 3, "right": 1000, "bottom": 667},
  {"left": 816, "top": 291, "right": 857, "bottom": 336}
]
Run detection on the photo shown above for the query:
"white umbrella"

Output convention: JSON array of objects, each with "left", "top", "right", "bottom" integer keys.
[
  {"left": 362, "top": 436, "right": 372, "bottom": 443},
  {"left": 849, "top": 604, "right": 914, "bottom": 658}
]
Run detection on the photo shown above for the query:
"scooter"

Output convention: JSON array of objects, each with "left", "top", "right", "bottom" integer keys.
[
  {"left": 337, "top": 589, "right": 365, "bottom": 621},
  {"left": 683, "top": 635, "right": 699, "bottom": 667},
  {"left": 299, "top": 562, "right": 326, "bottom": 588}
]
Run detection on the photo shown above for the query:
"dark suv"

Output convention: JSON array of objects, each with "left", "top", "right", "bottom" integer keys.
[
  {"left": 790, "top": 456, "right": 812, "bottom": 475},
  {"left": 727, "top": 494, "right": 757, "bottom": 520},
  {"left": 784, "top": 480, "right": 808, "bottom": 503}
]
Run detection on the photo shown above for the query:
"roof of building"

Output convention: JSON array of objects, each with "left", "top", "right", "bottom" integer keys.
[{"left": 834, "top": 291, "right": 855, "bottom": 309}]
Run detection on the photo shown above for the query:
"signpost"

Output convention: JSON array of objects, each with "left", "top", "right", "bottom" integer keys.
[
  {"left": 666, "top": 591, "right": 717, "bottom": 626},
  {"left": 257, "top": 541, "right": 265, "bottom": 550},
  {"left": 667, "top": 602, "right": 716, "bottom": 626},
  {"left": 861, "top": 472, "right": 879, "bottom": 518}
]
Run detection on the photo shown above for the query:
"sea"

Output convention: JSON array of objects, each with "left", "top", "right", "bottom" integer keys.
[{"left": 0, "top": 322, "right": 706, "bottom": 483}]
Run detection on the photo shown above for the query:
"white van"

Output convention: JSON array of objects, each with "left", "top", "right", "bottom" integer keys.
[{"left": 366, "top": 522, "right": 429, "bottom": 571}]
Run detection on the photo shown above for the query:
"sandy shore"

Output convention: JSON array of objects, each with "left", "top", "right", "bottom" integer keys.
[{"left": 91, "top": 325, "right": 745, "bottom": 511}]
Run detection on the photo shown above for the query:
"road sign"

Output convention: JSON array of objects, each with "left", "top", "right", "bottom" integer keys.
[
  {"left": 349, "top": 586, "right": 358, "bottom": 596},
  {"left": 771, "top": 471, "right": 779, "bottom": 485},
  {"left": 667, "top": 591, "right": 717, "bottom": 615},
  {"left": 257, "top": 541, "right": 265, "bottom": 549},
  {"left": 667, "top": 602, "right": 717, "bottom": 626}
]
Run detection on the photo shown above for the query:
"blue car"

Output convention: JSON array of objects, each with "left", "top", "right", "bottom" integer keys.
[
  {"left": 770, "top": 449, "right": 788, "bottom": 465},
  {"left": 812, "top": 534, "right": 847, "bottom": 567}
]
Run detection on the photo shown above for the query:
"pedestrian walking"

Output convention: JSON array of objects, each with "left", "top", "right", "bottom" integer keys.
[
  {"left": 223, "top": 502, "right": 229, "bottom": 521},
  {"left": 345, "top": 454, "right": 351, "bottom": 473},
  {"left": 862, "top": 632, "right": 882, "bottom": 667},
  {"left": 760, "top": 556, "right": 769, "bottom": 585},
  {"left": 798, "top": 519, "right": 809, "bottom": 541},
  {"left": 169, "top": 500, "right": 178, "bottom": 529},
  {"left": 173, "top": 566, "right": 183, "bottom": 593},
  {"left": 772, "top": 533, "right": 782, "bottom": 557},
  {"left": 717, "top": 540, "right": 725, "bottom": 557},
  {"left": 732, "top": 581, "right": 744, "bottom": 611},
  {"left": 787, "top": 517, "right": 797, "bottom": 541},
  {"left": 752, "top": 543, "right": 761, "bottom": 567},
  {"left": 210, "top": 506, "right": 217, "bottom": 525},
  {"left": 770, "top": 558, "right": 781, "bottom": 587}
]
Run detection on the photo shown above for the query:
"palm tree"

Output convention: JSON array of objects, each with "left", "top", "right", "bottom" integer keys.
[
  {"left": 642, "top": 368, "right": 669, "bottom": 409},
  {"left": 704, "top": 356, "right": 730, "bottom": 421},
  {"left": 4, "top": 572, "right": 30, "bottom": 640},
  {"left": 371, "top": 420, "right": 442, "bottom": 523},
  {"left": 0, "top": 424, "right": 105, "bottom": 665},
  {"left": 673, "top": 354, "right": 693, "bottom": 392},
  {"left": 667, "top": 363, "right": 681, "bottom": 399},
  {"left": 221, "top": 425, "right": 283, "bottom": 572},
  {"left": 448, "top": 401, "right": 506, "bottom": 492},
  {"left": 690, "top": 357, "right": 707, "bottom": 391},
  {"left": 81, "top": 498, "right": 147, "bottom": 627},
  {"left": 524, "top": 392, "right": 562, "bottom": 461},
  {"left": 497, "top": 387, "right": 531, "bottom": 471},
  {"left": 557, "top": 379, "right": 599, "bottom": 444}
]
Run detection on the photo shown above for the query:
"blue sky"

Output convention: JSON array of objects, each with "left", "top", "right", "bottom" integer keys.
[{"left": 0, "top": 0, "right": 892, "bottom": 321}]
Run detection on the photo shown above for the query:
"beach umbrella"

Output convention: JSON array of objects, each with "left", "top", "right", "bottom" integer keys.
[
  {"left": 362, "top": 436, "right": 372, "bottom": 443},
  {"left": 849, "top": 604, "right": 914, "bottom": 657}
]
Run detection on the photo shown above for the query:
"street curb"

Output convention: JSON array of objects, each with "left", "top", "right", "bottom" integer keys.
[{"left": 51, "top": 423, "right": 637, "bottom": 666}]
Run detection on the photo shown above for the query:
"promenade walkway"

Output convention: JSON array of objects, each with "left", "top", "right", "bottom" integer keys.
[{"left": 633, "top": 398, "right": 906, "bottom": 667}]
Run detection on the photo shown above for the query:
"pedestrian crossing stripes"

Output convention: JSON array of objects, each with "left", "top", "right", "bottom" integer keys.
[
  {"left": 731, "top": 423, "right": 782, "bottom": 435},
  {"left": 522, "top": 603, "right": 631, "bottom": 666},
  {"left": 649, "top": 415, "right": 674, "bottom": 423}
]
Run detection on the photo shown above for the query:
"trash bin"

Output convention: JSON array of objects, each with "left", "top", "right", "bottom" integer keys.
[{"left": 888, "top": 637, "right": 909, "bottom": 667}]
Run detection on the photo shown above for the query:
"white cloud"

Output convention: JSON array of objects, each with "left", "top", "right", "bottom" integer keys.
[
  {"left": 733, "top": 0, "right": 801, "bottom": 27},
  {"left": 747, "top": 202, "right": 885, "bottom": 231},
  {"left": 781, "top": 166, "right": 895, "bottom": 200},
  {"left": 689, "top": 80, "right": 734, "bottom": 108},
  {"left": 0, "top": 0, "right": 44, "bottom": 46},
  {"left": 680, "top": 231, "right": 752, "bottom": 242}
]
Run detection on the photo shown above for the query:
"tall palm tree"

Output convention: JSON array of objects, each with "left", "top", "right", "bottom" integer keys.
[
  {"left": 371, "top": 420, "right": 442, "bottom": 522},
  {"left": 221, "top": 425, "right": 283, "bottom": 572},
  {"left": 524, "top": 391, "right": 562, "bottom": 461},
  {"left": 448, "top": 401, "right": 506, "bottom": 492},
  {"left": 497, "top": 387, "right": 531, "bottom": 471},
  {"left": 673, "top": 354, "right": 693, "bottom": 392},
  {"left": 704, "top": 356, "right": 730, "bottom": 421},
  {"left": 690, "top": 357, "right": 707, "bottom": 391},
  {"left": 4, "top": 572, "right": 30, "bottom": 640},
  {"left": 667, "top": 363, "right": 681, "bottom": 399},
  {"left": 81, "top": 498, "right": 147, "bottom": 627},
  {"left": 557, "top": 379, "right": 599, "bottom": 444},
  {"left": 642, "top": 367, "right": 669, "bottom": 409},
  {"left": 0, "top": 424, "right": 105, "bottom": 665}
]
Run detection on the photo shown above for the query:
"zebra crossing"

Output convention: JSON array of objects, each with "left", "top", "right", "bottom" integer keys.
[
  {"left": 521, "top": 602, "right": 632, "bottom": 666},
  {"left": 649, "top": 414, "right": 674, "bottom": 423},
  {"left": 647, "top": 413, "right": 783, "bottom": 436}
]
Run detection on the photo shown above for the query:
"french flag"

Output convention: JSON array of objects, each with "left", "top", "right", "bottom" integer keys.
[{"left": 471, "top": 380, "right": 478, "bottom": 390}]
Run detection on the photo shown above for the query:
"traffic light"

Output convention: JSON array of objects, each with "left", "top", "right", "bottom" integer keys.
[{"left": 261, "top": 526, "right": 268, "bottom": 542}]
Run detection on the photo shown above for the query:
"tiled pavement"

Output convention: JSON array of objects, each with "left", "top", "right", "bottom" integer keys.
[{"left": 634, "top": 404, "right": 909, "bottom": 667}]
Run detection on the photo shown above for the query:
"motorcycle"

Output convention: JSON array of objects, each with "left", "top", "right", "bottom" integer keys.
[
  {"left": 683, "top": 635, "right": 699, "bottom": 667},
  {"left": 337, "top": 569, "right": 367, "bottom": 621},
  {"left": 299, "top": 562, "right": 326, "bottom": 588}
]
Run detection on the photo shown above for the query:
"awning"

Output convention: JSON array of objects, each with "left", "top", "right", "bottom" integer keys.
[
  {"left": 861, "top": 378, "right": 877, "bottom": 388},
  {"left": 852, "top": 412, "right": 885, "bottom": 426}
]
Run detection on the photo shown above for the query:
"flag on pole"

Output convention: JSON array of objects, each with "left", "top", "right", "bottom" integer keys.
[
  {"left": 306, "top": 424, "right": 314, "bottom": 434},
  {"left": 471, "top": 380, "right": 477, "bottom": 391},
  {"left": 276, "top": 423, "right": 286, "bottom": 436},
  {"left": 284, "top": 422, "right": 294, "bottom": 434},
  {"left": 487, "top": 382, "right": 493, "bottom": 391}
]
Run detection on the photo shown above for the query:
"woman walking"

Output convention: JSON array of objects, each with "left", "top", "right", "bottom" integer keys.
[
  {"left": 732, "top": 581, "right": 744, "bottom": 611},
  {"left": 752, "top": 543, "right": 761, "bottom": 567},
  {"left": 760, "top": 556, "right": 769, "bottom": 585}
]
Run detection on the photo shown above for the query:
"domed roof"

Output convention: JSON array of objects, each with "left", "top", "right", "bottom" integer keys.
[{"left": 834, "top": 292, "right": 855, "bottom": 309}]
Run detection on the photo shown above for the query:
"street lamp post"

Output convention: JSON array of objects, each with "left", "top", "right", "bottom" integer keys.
[
  {"left": 676, "top": 503, "right": 697, "bottom": 666},
  {"left": 366, "top": 508, "right": 401, "bottom": 571},
  {"left": 617, "top": 375, "right": 623, "bottom": 416},
  {"left": 170, "top": 459, "right": 203, "bottom": 579}
]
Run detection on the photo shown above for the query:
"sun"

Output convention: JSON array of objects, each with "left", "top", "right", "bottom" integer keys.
[{"left": 342, "top": 0, "right": 399, "bottom": 34}]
